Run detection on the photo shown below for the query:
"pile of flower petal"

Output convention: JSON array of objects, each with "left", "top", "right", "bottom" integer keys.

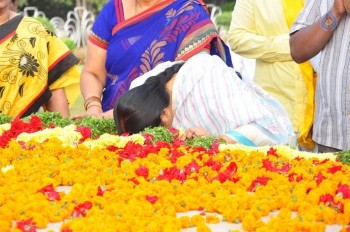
[{"left": 0, "top": 114, "right": 349, "bottom": 232}]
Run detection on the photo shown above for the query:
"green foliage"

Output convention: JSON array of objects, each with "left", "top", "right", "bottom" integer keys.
[
  {"left": 61, "top": 37, "right": 76, "bottom": 51},
  {"left": 23, "top": 112, "right": 71, "bottom": 128},
  {"left": 23, "top": 112, "right": 116, "bottom": 138},
  {"left": 75, "top": 116, "right": 116, "bottom": 138},
  {"left": 216, "top": 11, "right": 232, "bottom": 29},
  {"left": 222, "top": 1, "right": 235, "bottom": 12},
  {"left": 18, "top": 0, "right": 106, "bottom": 17},
  {"left": 336, "top": 151, "right": 350, "bottom": 165},
  {"left": 142, "top": 127, "right": 174, "bottom": 144},
  {"left": 88, "top": 0, "right": 107, "bottom": 14},
  {"left": 34, "top": 16, "right": 55, "bottom": 33},
  {"left": 185, "top": 136, "right": 220, "bottom": 150},
  {"left": 0, "top": 114, "right": 12, "bottom": 125},
  {"left": 141, "top": 126, "right": 220, "bottom": 150},
  {"left": 18, "top": 0, "right": 74, "bottom": 19}
]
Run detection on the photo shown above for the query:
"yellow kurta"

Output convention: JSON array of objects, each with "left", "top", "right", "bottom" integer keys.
[{"left": 228, "top": 0, "right": 315, "bottom": 148}]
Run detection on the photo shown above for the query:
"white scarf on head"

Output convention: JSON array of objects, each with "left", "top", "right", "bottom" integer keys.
[{"left": 129, "top": 60, "right": 184, "bottom": 89}]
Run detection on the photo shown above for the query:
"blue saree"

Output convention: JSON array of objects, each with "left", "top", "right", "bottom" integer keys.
[{"left": 89, "top": 0, "right": 233, "bottom": 111}]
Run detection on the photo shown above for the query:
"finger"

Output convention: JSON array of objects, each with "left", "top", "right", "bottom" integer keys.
[
  {"left": 180, "top": 129, "right": 194, "bottom": 140},
  {"left": 179, "top": 130, "right": 188, "bottom": 141}
]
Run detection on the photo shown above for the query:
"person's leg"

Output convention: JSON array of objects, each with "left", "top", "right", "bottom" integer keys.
[{"left": 317, "top": 144, "right": 341, "bottom": 153}]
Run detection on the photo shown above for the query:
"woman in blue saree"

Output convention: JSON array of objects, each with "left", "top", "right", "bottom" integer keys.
[{"left": 79, "top": 0, "right": 232, "bottom": 118}]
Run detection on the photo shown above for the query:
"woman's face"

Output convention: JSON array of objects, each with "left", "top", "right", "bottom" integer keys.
[{"left": 161, "top": 74, "right": 176, "bottom": 128}]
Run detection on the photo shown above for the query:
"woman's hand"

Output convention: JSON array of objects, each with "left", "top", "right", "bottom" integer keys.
[
  {"left": 180, "top": 126, "right": 210, "bottom": 140},
  {"left": 333, "top": 0, "right": 349, "bottom": 17},
  {"left": 72, "top": 105, "right": 103, "bottom": 119},
  {"left": 344, "top": 0, "right": 350, "bottom": 13},
  {"left": 72, "top": 107, "right": 113, "bottom": 120},
  {"left": 45, "top": 88, "right": 70, "bottom": 118}
]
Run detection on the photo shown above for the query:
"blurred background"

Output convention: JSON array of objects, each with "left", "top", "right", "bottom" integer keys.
[{"left": 16, "top": 0, "right": 235, "bottom": 30}]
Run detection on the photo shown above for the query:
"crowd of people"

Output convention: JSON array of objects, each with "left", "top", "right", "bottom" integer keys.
[{"left": 0, "top": 0, "right": 349, "bottom": 152}]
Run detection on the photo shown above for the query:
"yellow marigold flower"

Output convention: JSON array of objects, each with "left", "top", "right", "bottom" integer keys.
[
  {"left": 341, "top": 226, "right": 350, "bottom": 232},
  {"left": 176, "top": 155, "right": 192, "bottom": 169},
  {"left": 191, "top": 214, "right": 205, "bottom": 226},
  {"left": 242, "top": 213, "right": 256, "bottom": 231},
  {"left": 178, "top": 216, "right": 191, "bottom": 228},
  {"left": 0, "top": 220, "right": 12, "bottom": 232},
  {"left": 159, "top": 159, "right": 173, "bottom": 170},
  {"left": 199, "top": 166, "right": 217, "bottom": 180},
  {"left": 205, "top": 214, "right": 220, "bottom": 224},
  {"left": 322, "top": 207, "right": 337, "bottom": 224},
  {"left": 158, "top": 147, "right": 170, "bottom": 157},
  {"left": 196, "top": 223, "right": 211, "bottom": 232},
  {"left": 336, "top": 213, "right": 350, "bottom": 225},
  {"left": 30, "top": 212, "right": 49, "bottom": 228}
]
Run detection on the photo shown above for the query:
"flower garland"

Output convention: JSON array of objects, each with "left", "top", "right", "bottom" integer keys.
[{"left": 0, "top": 114, "right": 349, "bottom": 232}]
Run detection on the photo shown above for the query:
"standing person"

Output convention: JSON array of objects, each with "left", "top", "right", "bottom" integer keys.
[
  {"left": 114, "top": 53, "right": 295, "bottom": 147},
  {"left": 0, "top": 0, "right": 81, "bottom": 118},
  {"left": 227, "top": 0, "right": 316, "bottom": 150},
  {"left": 289, "top": 0, "right": 350, "bottom": 152},
  {"left": 78, "top": 0, "right": 232, "bottom": 119}
]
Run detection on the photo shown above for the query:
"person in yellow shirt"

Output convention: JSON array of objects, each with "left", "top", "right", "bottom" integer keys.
[{"left": 228, "top": 0, "right": 316, "bottom": 150}]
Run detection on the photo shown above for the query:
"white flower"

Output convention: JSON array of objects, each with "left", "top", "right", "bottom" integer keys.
[
  {"left": 16, "top": 125, "right": 82, "bottom": 147},
  {"left": 1, "top": 165, "right": 14, "bottom": 173},
  {"left": 0, "top": 123, "right": 11, "bottom": 135},
  {"left": 82, "top": 133, "right": 145, "bottom": 149}
]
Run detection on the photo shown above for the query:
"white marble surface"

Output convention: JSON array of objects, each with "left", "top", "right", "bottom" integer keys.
[{"left": 36, "top": 189, "right": 342, "bottom": 232}]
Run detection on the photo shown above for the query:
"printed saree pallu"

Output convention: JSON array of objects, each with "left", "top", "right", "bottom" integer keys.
[
  {"left": 89, "top": 0, "right": 233, "bottom": 111},
  {"left": 0, "top": 15, "right": 80, "bottom": 118}
]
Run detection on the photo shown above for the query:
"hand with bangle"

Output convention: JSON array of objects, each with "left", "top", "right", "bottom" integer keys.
[
  {"left": 72, "top": 95, "right": 104, "bottom": 119},
  {"left": 84, "top": 95, "right": 103, "bottom": 117},
  {"left": 84, "top": 96, "right": 102, "bottom": 111}
]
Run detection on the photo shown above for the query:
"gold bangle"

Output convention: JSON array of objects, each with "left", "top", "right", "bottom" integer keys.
[
  {"left": 84, "top": 96, "right": 101, "bottom": 110},
  {"left": 85, "top": 101, "right": 102, "bottom": 111},
  {"left": 86, "top": 103, "right": 102, "bottom": 110}
]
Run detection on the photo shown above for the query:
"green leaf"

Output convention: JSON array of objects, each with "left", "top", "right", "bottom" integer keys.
[
  {"left": 74, "top": 116, "right": 116, "bottom": 138},
  {"left": 185, "top": 136, "right": 218, "bottom": 150},
  {"left": 0, "top": 114, "right": 12, "bottom": 124},
  {"left": 336, "top": 150, "right": 350, "bottom": 165},
  {"left": 141, "top": 126, "right": 174, "bottom": 143}
]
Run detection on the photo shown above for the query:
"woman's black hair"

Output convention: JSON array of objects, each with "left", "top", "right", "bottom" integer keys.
[{"left": 114, "top": 63, "right": 184, "bottom": 134}]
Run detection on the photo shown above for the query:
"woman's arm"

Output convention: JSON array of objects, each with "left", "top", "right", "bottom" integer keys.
[
  {"left": 78, "top": 40, "right": 109, "bottom": 118},
  {"left": 45, "top": 88, "right": 69, "bottom": 118},
  {"left": 290, "top": 1, "right": 347, "bottom": 63}
]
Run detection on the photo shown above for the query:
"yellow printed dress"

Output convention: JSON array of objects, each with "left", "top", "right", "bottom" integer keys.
[{"left": 0, "top": 15, "right": 80, "bottom": 118}]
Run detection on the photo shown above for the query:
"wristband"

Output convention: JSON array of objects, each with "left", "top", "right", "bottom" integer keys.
[{"left": 320, "top": 10, "right": 338, "bottom": 31}]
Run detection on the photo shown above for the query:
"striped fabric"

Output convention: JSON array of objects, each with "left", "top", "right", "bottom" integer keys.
[
  {"left": 290, "top": 0, "right": 350, "bottom": 150},
  {"left": 171, "top": 53, "right": 295, "bottom": 146}
]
